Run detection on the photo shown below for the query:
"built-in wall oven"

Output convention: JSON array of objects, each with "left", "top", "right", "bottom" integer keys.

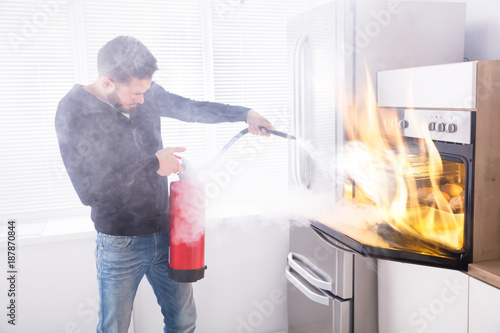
[
  {"left": 311, "top": 60, "right": 500, "bottom": 273},
  {"left": 315, "top": 108, "right": 475, "bottom": 271}
]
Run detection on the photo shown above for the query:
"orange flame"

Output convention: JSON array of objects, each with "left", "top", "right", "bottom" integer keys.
[{"left": 342, "top": 68, "right": 464, "bottom": 254}]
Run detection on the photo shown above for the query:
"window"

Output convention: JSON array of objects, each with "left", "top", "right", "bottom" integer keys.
[
  {"left": 0, "top": 0, "right": 311, "bottom": 225},
  {"left": 207, "top": 0, "right": 292, "bottom": 217},
  {"left": 0, "top": 0, "right": 80, "bottom": 222}
]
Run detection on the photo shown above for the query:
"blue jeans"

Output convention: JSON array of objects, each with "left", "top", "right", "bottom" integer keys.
[{"left": 95, "top": 228, "right": 196, "bottom": 333}]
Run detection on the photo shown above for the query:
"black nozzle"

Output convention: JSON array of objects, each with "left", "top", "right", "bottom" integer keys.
[{"left": 258, "top": 126, "right": 296, "bottom": 140}]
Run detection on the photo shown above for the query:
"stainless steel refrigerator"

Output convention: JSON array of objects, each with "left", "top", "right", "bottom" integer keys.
[{"left": 285, "top": 1, "right": 466, "bottom": 332}]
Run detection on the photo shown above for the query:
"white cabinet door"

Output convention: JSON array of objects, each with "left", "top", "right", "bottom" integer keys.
[
  {"left": 378, "top": 260, "right": 468, "bottom": 333},
  {"left": 469, "top": 277, "right": 500, "bottom": 333},
  {"left": 377, "top": 61, "right": 476, "bottom": 109}
]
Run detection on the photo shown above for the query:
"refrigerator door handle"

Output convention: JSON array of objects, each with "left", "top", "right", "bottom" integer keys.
[
  {"left": 287, "top": 252, "right": 332, "bottom": 291},
  {"left": 285, "top": 265, "right": 330, "bottom": 306},
  {"left": 292, "top": 34, "right": 313, "bottom": 188}
]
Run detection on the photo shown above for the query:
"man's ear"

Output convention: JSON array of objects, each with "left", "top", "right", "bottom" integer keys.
[{"left": 101, "top": 76, "right": 115, "bottom": 91}]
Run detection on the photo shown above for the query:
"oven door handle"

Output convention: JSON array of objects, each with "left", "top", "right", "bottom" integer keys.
[
  {"left": 287, "top": 252, "right": 332, "bottom": 291},
  {"left": 311, "top": 227, "right": 356, "bottom": 254},
  {"left": 285, "top": 265, "right": 330, "bottom": 306}
]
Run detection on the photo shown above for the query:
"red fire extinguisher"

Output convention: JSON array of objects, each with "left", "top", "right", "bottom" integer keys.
[
  {"left": 168, "top": 169, "right": 207, "bottom": 283},
  {"left": 168, "top": 127, "right": 295, "bottom": 283}
]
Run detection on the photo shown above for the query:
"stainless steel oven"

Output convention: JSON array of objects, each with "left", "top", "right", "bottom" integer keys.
[{"left": 314, "top": 108, "right": 475, "bottom": 271}]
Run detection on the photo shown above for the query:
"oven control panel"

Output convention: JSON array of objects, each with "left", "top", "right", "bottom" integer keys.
[{"left": 382, "top": 109, "right": 473, "bottom": 144}]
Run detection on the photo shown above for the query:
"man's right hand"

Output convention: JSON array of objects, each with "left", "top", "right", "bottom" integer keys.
[{"left": 155, "top": 147, "right": 187, "bottom": 176}]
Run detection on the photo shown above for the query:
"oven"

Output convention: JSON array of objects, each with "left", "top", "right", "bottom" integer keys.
[
  {"left": 310, "top": 60, "right": 500, "bottom": 272},
  {"left": 314, "top": 108, "right": 475, "bottom": 271}
]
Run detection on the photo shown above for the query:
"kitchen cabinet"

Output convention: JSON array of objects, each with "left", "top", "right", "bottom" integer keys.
[
  {"left": 378, "top": 260, "right": 468, "bottom": 333},
  {"left": 378, "top": 260, "right": 500, "bottom": 333},
  {"left": 469, "top": 277, "right": 500, "bottom": 333}
]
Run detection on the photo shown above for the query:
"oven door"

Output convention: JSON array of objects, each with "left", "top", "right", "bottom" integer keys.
[{"left": 316, "top": 139, "right": 474, "bottom": 271}]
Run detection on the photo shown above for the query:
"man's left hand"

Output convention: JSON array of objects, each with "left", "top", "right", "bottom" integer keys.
[{"left": 246, "top": 110, "right": 275, "bottom": 136}]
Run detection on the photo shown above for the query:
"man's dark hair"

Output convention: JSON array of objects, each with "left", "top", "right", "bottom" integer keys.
[{"left": 97, "top": 36, "right": 159, "bottom": 84}]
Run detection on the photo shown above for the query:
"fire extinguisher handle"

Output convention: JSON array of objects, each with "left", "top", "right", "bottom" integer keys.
[{"left": 174, "top": 155, "right": 189, "bottom": 174}]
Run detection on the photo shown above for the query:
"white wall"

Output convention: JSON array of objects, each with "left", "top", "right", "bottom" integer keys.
[
  {"left": 462, "top": 0, "right": 500, "bottom": 60},
  {"left": 401, "top": 0, "right": 500, "bottom": 60},
  {"left": 0, "top": 235, "right": 99, "bottom": 333},
  {"left": 132, "top": 217, "right": 289, "bottom": 333}
]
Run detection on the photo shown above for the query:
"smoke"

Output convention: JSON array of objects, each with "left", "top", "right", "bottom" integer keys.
[
  {"left": 167, "top": 136, "right": 387, "bottom": 248},
  {"left": 343, "top": 141, "right": 401, "bottom": 207},
  {"left": 181, "top": 180, "right": 386, "bottom": 256},
  {"left": 168, "top": 132, "right": 407, "bottom": 252}
]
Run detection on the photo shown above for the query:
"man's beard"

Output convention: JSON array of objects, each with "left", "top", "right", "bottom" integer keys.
[{"left": 107, "top": 90, "right": 135, "bottom": 114}]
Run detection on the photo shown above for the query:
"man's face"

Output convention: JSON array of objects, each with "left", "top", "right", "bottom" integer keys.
[{"left": 107, "top": 77, "right": 152, "bottom": 113}]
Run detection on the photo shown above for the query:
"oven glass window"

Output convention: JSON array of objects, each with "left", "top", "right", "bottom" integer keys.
[{"left": 344, "top": 154, "right": 467, "bottom": 258}]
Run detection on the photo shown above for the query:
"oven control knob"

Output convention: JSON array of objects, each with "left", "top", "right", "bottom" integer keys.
[
  {"left": 428, "top": 122, "right": 436, "bottom": 131},
  {"left": 398, "top": 120, "right": 409, "bottom": 129},
  {"left": 446, "top": 123, "right": 458, "bottom": 133},
  {"left": 437, "top": 123, "right": 446, "bottom": 132}
]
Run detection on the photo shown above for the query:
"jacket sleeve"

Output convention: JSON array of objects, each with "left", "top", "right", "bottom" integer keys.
[
  {"left": 147, "top": 82, "right": 251, "bottom": 123},
  {"left": 54, "top": 99, "right": 160, "bottom": 207}
]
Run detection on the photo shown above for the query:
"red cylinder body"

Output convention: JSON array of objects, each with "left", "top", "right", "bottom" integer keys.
[{"left": 168, "top": 178, "right": 206, "bottom": 282}]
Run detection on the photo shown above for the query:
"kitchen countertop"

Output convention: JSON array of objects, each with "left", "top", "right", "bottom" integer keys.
[{"left": 469, "top": 260, "right": 500, "bottom": 289}]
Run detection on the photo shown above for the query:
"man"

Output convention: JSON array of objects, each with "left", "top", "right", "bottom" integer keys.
[{"left": 55, "top": 35, "right": 274, "bottom": 333}]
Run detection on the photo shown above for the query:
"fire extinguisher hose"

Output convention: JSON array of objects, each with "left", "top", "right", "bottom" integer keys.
[{"left": 200, "top": 126, "right": 296, "bottom": 171}]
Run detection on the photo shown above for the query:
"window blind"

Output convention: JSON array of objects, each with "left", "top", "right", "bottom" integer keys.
[
  {"left": 0, "top": 0, "right": 83, "bottom": 222},
  {"left": 207, "top": 0, "right": 292, "bottom": 216},
  {"left": 0, "top": 0, "right": 311, "bottom": 224}
]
